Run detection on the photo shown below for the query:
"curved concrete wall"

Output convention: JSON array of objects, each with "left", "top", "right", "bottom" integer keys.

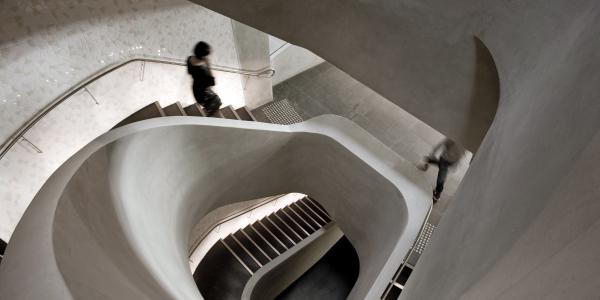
[
  {"left": 0, "top": 60, "right": 244, "bottom": 241},
  {"left": 0, "top": 115, "right": 431, "bottom": 299},
  {"left": 185, "top": 1, "right": 600, "bottom": 299},
  {"left": 188, "top": 0, "right": 501, "bottom": 152}
]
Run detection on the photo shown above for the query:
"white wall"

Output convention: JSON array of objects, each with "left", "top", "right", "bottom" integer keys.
[
  {"left": 0, "top": 0, "right": 258, "bottom": 241},
  {"left": 0, "top": 60, "right": 246, "bottom": 241},
  {"left": 270, "top": 43, "right": 324, "bottom": 85},
  {"left": 0, "top": 0, "right": 241, "bottom": 144}
]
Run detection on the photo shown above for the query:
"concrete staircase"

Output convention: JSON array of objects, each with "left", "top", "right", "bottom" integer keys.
[
  {"left": 114, "top": 101, "right": 260, "bottom": 129},
  {"left": 194, "top": 197, "right": 333, "bottom": 300}
]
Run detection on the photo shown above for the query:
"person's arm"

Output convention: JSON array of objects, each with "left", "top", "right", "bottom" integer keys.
[
  {"left": 186, "top": 56, "right": 193, "bottom": 75},
  {"left": 203, "top": 58, "right": 216, "bottom": 86}
]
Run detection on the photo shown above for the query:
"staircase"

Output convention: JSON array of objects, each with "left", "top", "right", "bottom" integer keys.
[
  {"left": 113, "top": 101, "right": 260, "bottom": 129},
  {"left": 194, "top": 197, "right": 333, "bottom": 300}
]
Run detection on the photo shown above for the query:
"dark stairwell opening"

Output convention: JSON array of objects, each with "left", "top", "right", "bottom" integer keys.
[
  {"left": 275, "top": 236, "right": 359, "bottom": 300},
  {"left": 193, "top": 196, "right": 361, "bottom": 300}
]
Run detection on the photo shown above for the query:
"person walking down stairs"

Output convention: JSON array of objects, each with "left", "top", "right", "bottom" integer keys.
[
  {"left": 187, "top": 41, "right": 222, "bottom": 116},
  {"left": 417, "top": 138, "right": 465, "bottom": 203}
]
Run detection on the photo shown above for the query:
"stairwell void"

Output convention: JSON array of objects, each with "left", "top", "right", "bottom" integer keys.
[{"left": 0, "top": 114, "right": 431, "bottom": 300}]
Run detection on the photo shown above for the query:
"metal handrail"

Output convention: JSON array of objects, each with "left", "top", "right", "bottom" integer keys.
[
  {"left": 381, "top": 202, "right": 434, "bottom": 299},
  {"left": 0, "top": 55, "right": 275, "bottom": 160}
]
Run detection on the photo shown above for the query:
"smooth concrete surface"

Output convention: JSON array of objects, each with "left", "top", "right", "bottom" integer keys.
[
  {"left": 188, "top": 0, "right": 501, "bottom": 152},
  {"left": 0, "top": 115, "right": 431, "bottom": 299},
  {"left": 0, "top": 60, "right": 244, "bottom": 241},
  {"left": 273, "top": 62, "right": 472, "bottom": 224},
  {"left": 231, "top": 21, "right": 273, "bottom": 108},
  {"left": 184, "top": 1, "right": 600, "bottom": 299},
  {"left": 244, "top": 224, "right": 343, "bottom": 300},
  {"left": 271, "top": 45, "right": 324, "bottom": 86}
]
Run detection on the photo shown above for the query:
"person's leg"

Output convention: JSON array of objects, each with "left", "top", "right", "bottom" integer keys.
[
  {"left": 204, "top": 93, "right": 221, "bottom": 117},
  {"left": 426, "top": 156, "right": 440, "bottom": 166},
  {"left": 193, "top": 86, "right": 207, "bottom": 106},
  {"left": 433, "top": 160, "right": 449, "bottom": 202},
  {"left": 418, "top": 156, "right": 439, "bottom": 171}
]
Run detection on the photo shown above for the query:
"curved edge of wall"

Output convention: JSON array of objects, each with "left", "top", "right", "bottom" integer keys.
[
  {"left": 242, "top": 224, "right": 344, "bottom": 300},
  {"left": 0, "top": 114, "right": 431, "bottom": 299}
]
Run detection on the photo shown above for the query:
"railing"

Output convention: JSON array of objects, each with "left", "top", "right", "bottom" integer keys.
[
  {"left": 0, "top": 55, "right": 275, "bottom": 160},
  {"left": 188, "top": 194, "right": 285, "bottom": 254},
  {"left": 381, "top": 202, "right": 433, "bottom": 299}
]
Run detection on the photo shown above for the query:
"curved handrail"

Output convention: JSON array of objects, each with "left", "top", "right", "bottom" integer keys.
[{"left": 0, "top": 55, "right": 275, "bottom": 160}]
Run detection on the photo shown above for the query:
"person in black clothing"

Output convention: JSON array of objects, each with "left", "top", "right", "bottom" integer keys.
[
  {"left": 187, "top": 41, "right": 222, "bottom": 116},
  {"left": 417, "top": 138, "right": 465, "bottom": 203}
]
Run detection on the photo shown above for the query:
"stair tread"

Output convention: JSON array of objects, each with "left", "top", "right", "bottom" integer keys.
[
  {"left": 220, "top": 105, "right": 241, "bottom": 120},
  {"left": 113, "top": 101, "right": 165, "bottom": 128},
  {"left": 222, "top": 235, "right": 261, "bottom": 272},
  {"left": 163, "top": 102, "right": 186, "bottom": 116},
  {"left": 184, "top": 103, "right": 207, "bottom": 117},
  {"left": 235, "top": 107, "right": 257, "bottom": 121},
  {"left": 233, "top": 231, "right": 271, "bottom": 265}
]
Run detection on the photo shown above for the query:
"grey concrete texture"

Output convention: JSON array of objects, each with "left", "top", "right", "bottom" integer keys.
[
  {"left": 185, "top": 1, "right": 600, "bottom": 299},
  {"left": 188, "top": 0, "right": 501, "bottom": 152},
  {"left": 244, "top": 224, "right": 343, "bottom": 300},
  {"left": 231, "top": 21, "right": 274, "bottom": 108},
  {"left": 272, "top": 62, "right": 472, "bottom": 225},
  {"left": 0, "top": 115, "right": 431, "bottom": 299}
]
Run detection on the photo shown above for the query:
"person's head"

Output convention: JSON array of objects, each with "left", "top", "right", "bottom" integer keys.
[{"left": 194, "top": 41, "right": 211, "bottom": 58}]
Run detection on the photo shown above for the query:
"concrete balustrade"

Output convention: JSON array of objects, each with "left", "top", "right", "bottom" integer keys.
[{"left": 0, "top": 115, "right": 431, "bottom": 300}]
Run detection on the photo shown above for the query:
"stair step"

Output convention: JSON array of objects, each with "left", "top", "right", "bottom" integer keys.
[
  {"left": 220, "top": 105, "right": 241, "bottom": 120},
  {"left": 210, "top": 110, "right": 225, "bottom": 118},
  {"left": 249, "top": 107, "right": 271, "bottom": 123},
  {"left": 113, "top": 101, "right": 165, "bottom": 128},
  {"left": 284, "top": 206, "right": 317, "bottom": 233},
  {"left": 290, "top": 202, "right": 322, "bottom": 230},
  {"left": 233, "top": 231, "right": 271, "bottom": 265},
  {"left": 194, "top": 239, "right": 252, "bottom": 299},
  {"left": 303, "top": 198, "right": 332, "bottom": 223},
  {"left": 278, "top": 209, "right": 311, "bottom": 238},
  {"left": 252, "top": 222, "right": 288, "bottom": 253},
  {"left": 297, "top": 199, "right": 328, "bottom": 226},
  {"left": 260, "top": 218, "right": 296, "bottom": 248},
  {"left": 235, "top": 107, "right": 257, "bottom": 121},
  {"left": 243, "top": 226, "right": 280, "bottom": 259},
  {"left": 222, "top": 235, "right": 261, "bottom": 273},
  {"left": 269, "top": 214, "right": 303, "bottom": 243},
  {"left": 163, "top": 102, "right": 186, "bottom": 116},
  {"left": 184, "top": 103, "right": 207, "bottom": 117}
]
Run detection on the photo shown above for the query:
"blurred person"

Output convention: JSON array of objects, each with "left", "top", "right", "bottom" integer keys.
[
  {"left": 187, "top": 41, "right": 222, "bottom": 116},
  {"left": 418, "top": 138, "right": 465, "bottom": 203}
]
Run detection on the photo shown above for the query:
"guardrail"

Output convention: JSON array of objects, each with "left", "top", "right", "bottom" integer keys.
[{"left": 0, "top": 55, "right": 275, "bottom": 159}]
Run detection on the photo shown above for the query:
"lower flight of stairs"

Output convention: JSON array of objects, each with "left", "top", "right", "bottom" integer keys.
[
  {"left": 113, "top": 101, "right": 260, "bottom": 129},
  {"left": 194, "top": 197, "right": 333, "bottom": 300}
]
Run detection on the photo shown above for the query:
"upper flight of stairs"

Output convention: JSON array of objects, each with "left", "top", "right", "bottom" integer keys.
[
  {"left": 114, "top": 101, "right": 260, "bottom": 129},
  {"left": 194, "top": 197, "right": 333, "bottom": 300}
]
